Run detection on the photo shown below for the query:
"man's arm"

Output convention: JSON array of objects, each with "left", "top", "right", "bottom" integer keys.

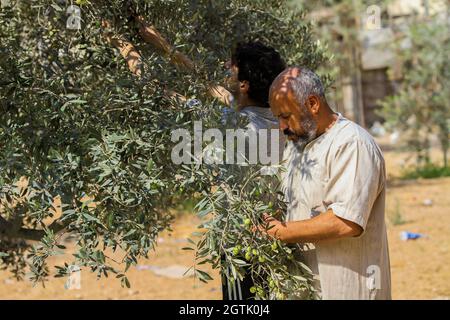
[{"left": 259, "top": 209, "right": 363, "bottom": 243}]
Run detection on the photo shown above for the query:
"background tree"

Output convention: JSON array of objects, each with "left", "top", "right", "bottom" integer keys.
[
  {"left": 292, "top": 0, "right": 387, "bottom": 126},
  {"left": 379, "top": 16, "right": 450, "bottom": 168},
  {"left": 0, "top": 0, "right": 326, "bottom": 297}
]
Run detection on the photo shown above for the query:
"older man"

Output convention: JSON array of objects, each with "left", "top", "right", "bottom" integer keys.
[{"left": 263, "top": 67, "right": 391, "bottom": 300}]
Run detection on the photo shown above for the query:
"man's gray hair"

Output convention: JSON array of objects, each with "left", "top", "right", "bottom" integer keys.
[{"left": 289, "top": 67, "right": 325, "bottom": 105}]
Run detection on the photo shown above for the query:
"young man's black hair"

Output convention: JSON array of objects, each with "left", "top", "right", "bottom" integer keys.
[
  {"left": 231, "top": 41, "right": 286, "bottom": 108},
  {"left": 221, "top": 41, "right": 285, "bottom": 300}
]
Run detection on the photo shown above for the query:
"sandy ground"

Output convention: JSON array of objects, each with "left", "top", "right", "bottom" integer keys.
[{"left": 0, "top": 144, "right": 449, "bottom": 300}]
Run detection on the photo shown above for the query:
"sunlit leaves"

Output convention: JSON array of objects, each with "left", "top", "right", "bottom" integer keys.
[{"left": 1, "top": 0, "right": 326, "bottom": 295}]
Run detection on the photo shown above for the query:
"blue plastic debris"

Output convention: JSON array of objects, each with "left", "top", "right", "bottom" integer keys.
[{"left": 400, "top": 231, "right": 426, "bottom": 241}]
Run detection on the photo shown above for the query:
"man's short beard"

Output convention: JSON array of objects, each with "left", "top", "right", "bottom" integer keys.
[{"left": 293, "top": 113, "right": 318, "bottom": 150}]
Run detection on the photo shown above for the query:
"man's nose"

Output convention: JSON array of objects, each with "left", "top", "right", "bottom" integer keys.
[{"left": 279, "top": 119, "right": 288, "bottom": 132}]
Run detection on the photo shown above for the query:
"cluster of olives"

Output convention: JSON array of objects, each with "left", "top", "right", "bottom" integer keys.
[{"left": 228, "top": 216, "right": 299, "bottom": 299}]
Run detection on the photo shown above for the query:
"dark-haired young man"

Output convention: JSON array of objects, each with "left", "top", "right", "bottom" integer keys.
[
  {"left": 221, "top": 41, "right": 286, "bottom": 300},
  {"left": 224, "top": 41, "right": 287, "bottom": 172},
  {"left": 226, "top": 41, "right": 286, "bottom": 112}
]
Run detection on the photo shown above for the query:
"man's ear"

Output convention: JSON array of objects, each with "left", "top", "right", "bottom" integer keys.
[
  {"left": 307, "top": 95, "right": 320, "bottom": 115},
  {"left": 240, "top": 80, "right": 250, "bottom": 94}
]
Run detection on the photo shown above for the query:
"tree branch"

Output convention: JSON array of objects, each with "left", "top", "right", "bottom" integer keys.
[
  {"left": 134, "top": 14, "right": 195, "bottom": 71},
  {"left": 101, "top": 17, "right": 231, "bottom": 106},
  {"left": 0, "top": 215, "right": 68, "bottom": 242},
  {"left": 102, "top": 20, "right": 142, "bottom": 77},
  {"left": 133, "top": 15, "right": 232, "bottom": 105},
  {"left": 101, "top": 19, "right": 187, "bottom": 104}
]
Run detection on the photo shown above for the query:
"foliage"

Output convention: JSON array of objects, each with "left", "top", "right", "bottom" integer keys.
[
  {"left": 186, "top": 112, "right": 318, "bottom": 299},
  {"left": 0, "top": 0, "right": 326, "bottom": 298},
  {"left": 400, "top": 163, "right": 450, "bottom": 180},
  {"left": 379, "top": 18, "right": 450, "bottom": 168},
  {"left": 293, "top": 0, "right": 390, "bottom": 121}
]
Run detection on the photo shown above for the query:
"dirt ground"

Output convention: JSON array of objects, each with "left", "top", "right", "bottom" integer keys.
[{"left": 0, "top": 143, "right": 449, "bottom": 300}]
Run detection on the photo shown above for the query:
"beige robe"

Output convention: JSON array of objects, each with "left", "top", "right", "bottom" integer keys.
[{"left": 281, "top": 113, "right": 391, "bottom": 300}]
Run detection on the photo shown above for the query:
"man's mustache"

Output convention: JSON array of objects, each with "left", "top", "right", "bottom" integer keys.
[{"left": 283, "top": 128, "right": 296, "bottom": 137}]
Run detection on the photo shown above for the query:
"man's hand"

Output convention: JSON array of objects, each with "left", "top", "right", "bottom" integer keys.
[
  {"left": 255, "top": 213, "right": 287, "bottom": 241},
  {"left": 255, "top": 210, "right": 363, "bottom": 243}
]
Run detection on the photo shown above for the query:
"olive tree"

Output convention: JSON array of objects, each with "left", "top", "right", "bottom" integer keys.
[{"left": 0, "top": 0, "right": 326, "bottom": 298}]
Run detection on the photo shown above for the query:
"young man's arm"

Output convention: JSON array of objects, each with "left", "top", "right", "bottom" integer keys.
[{"left": 259, "top": 209, "right": 363, "bottom": 243}]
